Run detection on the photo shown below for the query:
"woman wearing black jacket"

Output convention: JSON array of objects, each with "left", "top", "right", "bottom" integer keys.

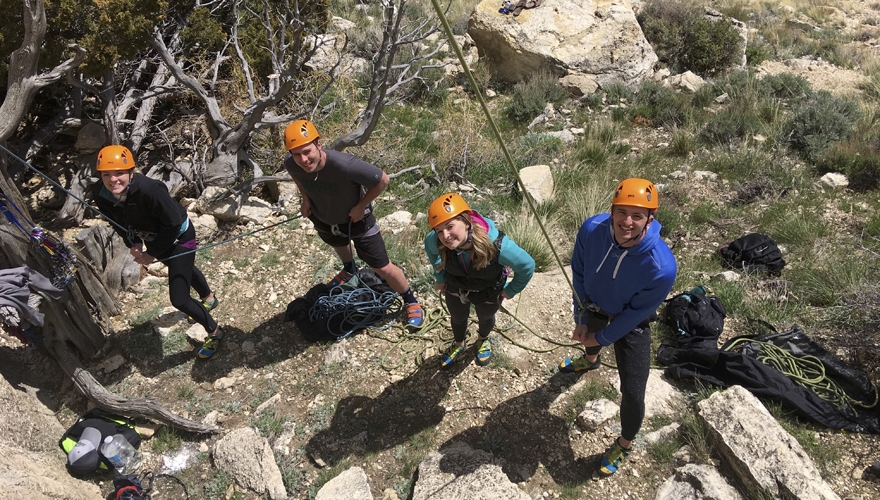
[{"left": 93, "top": 145, "right": 222, "bottom": 359}]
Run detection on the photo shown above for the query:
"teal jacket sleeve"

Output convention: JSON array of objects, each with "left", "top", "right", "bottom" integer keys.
[
  {"left": 424, "top": 230, "right": 446, "bottom": 284},
  {"left": 498, "top": 236, "right": 535, "bottom": 298}
]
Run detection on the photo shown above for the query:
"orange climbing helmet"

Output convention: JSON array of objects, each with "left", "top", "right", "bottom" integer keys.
[
  {"left": 612, "top": 178, "right": 658, "bottom": 212},
  {"left": 284, "top": 120, "right": 320, "bottom": 151},
  {"left": 96, "top": 145, "right": 135, "bottom": 171},
  {"left": 429, "top": 193, "right": 471, "bottom": 228}
]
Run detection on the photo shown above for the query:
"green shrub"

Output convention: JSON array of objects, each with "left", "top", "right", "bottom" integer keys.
[
  {"left": 815, "top": 138, "right": 880, "bottom": 192},
  {"left": 759, "top": 73, "right": 812, "bottom": 99},
  {"left": 786, "top": 92, "right": 861, "bottom": 162},
  {"left": 630, "top": 81, "right": 694, "bottom": 128},
  {"left": 639, "top": 1, "right": 744, "bottom": 76},
  {"left": 746, "top": 42, "right": 772, "bottom": 66},
  {"left": 701, "top": 107, "right": 763, "bottom": 145},
  {"left": 504, "top": 72, "right": 568, "bottom": 124}
]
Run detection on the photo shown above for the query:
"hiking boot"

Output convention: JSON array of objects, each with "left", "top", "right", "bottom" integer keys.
[
  {"left": 475, "top": 336, "right": 492, "bottom": 366},
  {"left": 327, "top": 270, "right": 352, "bottom": 287},
  {"left": 440, "top": 344, "right": 465, "bottom": 368},
  {"left": 198, "top": 333, "right": 222, "bottom": 359},
  {"left": 558, "top": 354, "right": 601, "bottom": 373},
  {"left": 598, "top": 438, "right": 631, "bottom": 477},
  {"left": 405, "top": 303, "right": 424, "bottom": 328}
]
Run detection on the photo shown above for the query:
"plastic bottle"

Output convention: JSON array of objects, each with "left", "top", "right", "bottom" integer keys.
[{"left": 101, "top": 434, "right": 142, "bottom": 474}]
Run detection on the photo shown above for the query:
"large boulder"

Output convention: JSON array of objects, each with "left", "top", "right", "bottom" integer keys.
[
  {"left": 468, "top": 0, "right": 656, "bottom": 87},
  {"left": 697, "top": 385, "right": 841, "bottom": 500}
]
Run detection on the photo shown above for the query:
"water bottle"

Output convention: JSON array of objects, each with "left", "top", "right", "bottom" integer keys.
[{"left": 101, "top": 434, "right": 142, "bottom": 474}]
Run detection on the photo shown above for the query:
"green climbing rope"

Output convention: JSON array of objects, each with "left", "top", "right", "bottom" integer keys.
[{"left": 725, "top": 337, "right": 879, "bottom": 415}]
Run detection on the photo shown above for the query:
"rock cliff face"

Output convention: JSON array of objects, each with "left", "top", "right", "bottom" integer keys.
[{"left": 468, "top": 0, "right": 657, "bottom": 87}]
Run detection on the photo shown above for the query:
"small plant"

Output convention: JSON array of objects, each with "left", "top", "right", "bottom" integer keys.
[
  {"left": 151, "top": 426, "right": 182, "bottom": 453},
  {"left": 204, "top": 470, "right": 233, "bottom": 499},
  {"left": 162, "top": 331, "right": 188, "bottom": 355},
  {"left": 564, "top": 380, "right": 618, "bottom": 424},
  {"left": 259, "top": 252, "right": 281, "bottom": 268},
  {"left": 221, "top": 399, "right": 242, "bottom": 414},
  {"left": 250, "top": 408, "right": 286, "bottom": 437},
  {"left": 502, "top": 214, "right": 556, "bottom": 272},
  {"left": 177, "top": 384, "right": 196, "bottom": 400},
  {"left": 393, "top": 478, "right": 413, "bottom": 499},
  {"left": 504, "top": 71, "right": 568, "bottom": 124},
  {"left": 129, "top": 304, "right": 163, "bottom": 327}
]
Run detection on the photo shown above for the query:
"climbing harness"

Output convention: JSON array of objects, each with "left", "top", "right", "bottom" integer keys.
[{"left": 0, "top": 188, "right": 77, "bottom": 287}]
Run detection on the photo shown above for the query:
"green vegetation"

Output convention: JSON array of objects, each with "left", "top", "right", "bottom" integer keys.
[{"left": 638, "top": 0, "right": 744, "bottom": 76}]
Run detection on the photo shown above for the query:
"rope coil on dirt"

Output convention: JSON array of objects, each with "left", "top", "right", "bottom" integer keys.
[
  {"left": 725, "top": 337, "right": 880, "bottom": 414},
  {"left": 309, "top": 284, "right": 404, "bottom": 340}
]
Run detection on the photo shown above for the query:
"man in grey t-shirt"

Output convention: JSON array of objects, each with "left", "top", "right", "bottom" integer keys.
[{"left": 283, "top": 120, "right": 423, "bottom": 327}]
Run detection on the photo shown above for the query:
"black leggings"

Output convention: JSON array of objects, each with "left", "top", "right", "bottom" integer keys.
[
  {"left": 444, "top": 290, "right": 500, "bottom": 343},
  {"left": 607, "top": 324, "right": 652, "bottom": 441},
  {"left": 159, "top": 226, "right": 217, "bottom": 333}
]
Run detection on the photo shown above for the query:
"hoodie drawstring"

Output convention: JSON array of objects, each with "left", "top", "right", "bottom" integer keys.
[{"left": 595, "top": 244, "right": 629, "bottom": 280}]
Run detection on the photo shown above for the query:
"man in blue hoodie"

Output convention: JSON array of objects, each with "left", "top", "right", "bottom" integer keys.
[{"left": 558, "top": 178, "right": 677, "bottom": 477}]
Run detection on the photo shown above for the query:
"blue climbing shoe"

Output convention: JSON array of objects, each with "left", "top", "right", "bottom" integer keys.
[
  {"left": 475, "top": 336, "right": 492, "bottom": 366},
  {"left": 559, "top": 354, "right": 601, "bottom": 373},
  {"left": 598, "top": 438, "right": 631, "bottom": 477}
]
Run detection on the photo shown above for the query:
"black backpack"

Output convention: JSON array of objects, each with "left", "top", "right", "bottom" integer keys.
[
  {"left": 665, "top": 286, "right": 727, "bottom": 346},
  {"left": 719, "top": 233, "right": 786, "bottom": 274}
]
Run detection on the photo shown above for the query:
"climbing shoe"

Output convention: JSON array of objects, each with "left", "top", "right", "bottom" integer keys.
[
  {"left": 198, "top": 333, "right": 222, "bottom": 359},
  {"left": 203, "top": 296, "right": 219, "bottom": 311},
  {"left": 188, "top": 296, "right": 220, "bottom": 323},
  {"left": 475, "top": 336, "right": 492, "bottom": 366},
  {"left": 558, "top": 354, "right": 601, "bottom": 373},
  {"left": 405, "top": 303, "right": 424, "bottom": 328},
  {"left": 327, "top": 270, "right": 353, "bottom": 287},
  {"left": 598, "top": 438, "right": 631, "bottom": 477},
  {"left": 440, "top": 344, "right": 465, "bottom": 368}
]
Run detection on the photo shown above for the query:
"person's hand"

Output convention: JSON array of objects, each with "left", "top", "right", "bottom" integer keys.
[
  {"left": 134, "top": 252, "right": 155, "bottom": 266},
  {"left": 300, "top": 198, "right": 311, "bottom": 217},
  {"left": 434, "top": 282, "right": 447, "bottom": 292},
  {"left": 571, "top": 324, "right": 589, "bottom": 344},
  {"left": 500, "top": 290, "right": 511, "bottom": 302},
  {"left": 130, "top": 244, "right": 143, "bottom": 259},
  {"left": 349, "top": 205, "right": 365, "bottom": 222}
]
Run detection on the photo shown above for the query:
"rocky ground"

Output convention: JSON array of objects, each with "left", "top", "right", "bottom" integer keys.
[{"left": 5, "top": 115, "right": 879, "bottom": 499}]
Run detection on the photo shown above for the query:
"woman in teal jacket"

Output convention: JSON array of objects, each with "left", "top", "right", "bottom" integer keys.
[{"left": 425, "top": 193, "right": 535, "bottom": 368}]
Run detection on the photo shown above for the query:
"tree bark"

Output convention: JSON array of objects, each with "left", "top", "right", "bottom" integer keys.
[
  {"left": 0, "top": 0, "right": 85, "bottom": 143},
  {"left": 47, "top": 339, "right": 219, "bottom": 434},
  {"left": 55, "top": 154, "right": 96, "bottom": 226}
]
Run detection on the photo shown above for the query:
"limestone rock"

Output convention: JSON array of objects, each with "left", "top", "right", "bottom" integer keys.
[
  {"left": 559, "top": 73, "right": 599, "bottom": 97},
  {"left": 214, "top": 427, "right": 287, "bottom": 499},
  {"left": 518, "top": 165, "right": 554, "bottom": 205},
  {"left": 468, "top": 0, "right": 656, "bottom": 87},
  {"left": 644, "top": 423, "right": 680, "bottom": 445},
  {"left": 697, "top": 385, "right": 841, "bottom": 500},
  {"left": 665, "top": 71, "right": 705, "bottom": 92},
  {"left": 656, "top": 464, "right": 743, "bottom": 500},
  {"left": 576, "top": 398, "right": 619, "bottom": 431},
  {"left": 413, "top": 442, "right": 530, "bottom": 500},
  {"left": 315, "top": 466, "right": 373, "bottom": 500},
  {"left": 818, "top": 172, "right": 848, "bottom": 189}
]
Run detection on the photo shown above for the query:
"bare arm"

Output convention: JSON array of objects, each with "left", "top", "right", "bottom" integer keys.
[{"left": 349, "top": 171, "right": 389, "bottom": 222}]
